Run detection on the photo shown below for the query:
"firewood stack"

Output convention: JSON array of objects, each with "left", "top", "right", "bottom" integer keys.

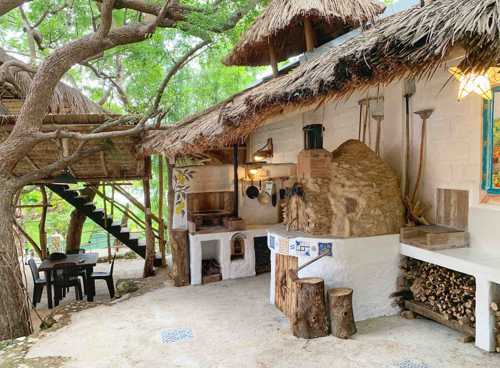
[
  {"left": 491, "top": 302, "right": 500, "bottom": 352},
  {"left": 400, "top": 258, "right": 476, "bottom": 328}
]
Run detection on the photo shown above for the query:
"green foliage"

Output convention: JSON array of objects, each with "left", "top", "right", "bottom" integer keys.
[{"left": 3, "top": 1, "right": 264, "bottom": 247}]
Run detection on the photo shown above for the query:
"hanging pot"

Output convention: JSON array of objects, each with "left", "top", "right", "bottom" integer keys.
[
  {"left": 258, "top": 181, "right": 271, "bottom": 205},
  {"left": 246, "top": 180, "right": 259, "bottom": 199}
]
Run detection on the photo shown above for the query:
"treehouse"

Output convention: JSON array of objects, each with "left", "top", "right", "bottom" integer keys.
[
  {"left": 143, "top": 0, "right": 500, "bottom": 352},
  {"left": 0, "top": 51, "right": 162, "bottom": 274}
]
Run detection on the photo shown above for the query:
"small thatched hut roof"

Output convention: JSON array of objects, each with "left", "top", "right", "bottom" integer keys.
[
  {"left": 143, "top": 0, "right": 500, "bottom": 158},
  {"left": 224, "top": 0, "right": 386, "bottom": 66},
  {"left": 0, "top": 49, "right": 104, "bottom": 114}
]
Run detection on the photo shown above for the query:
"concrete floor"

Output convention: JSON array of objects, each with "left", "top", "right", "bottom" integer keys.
[{"left": 23, "top": 273, "right": 500, "bottom": 368}]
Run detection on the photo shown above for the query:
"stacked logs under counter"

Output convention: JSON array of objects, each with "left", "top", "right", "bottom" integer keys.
[
  {"left": 491, "top": 302, "right": 500, "bottom": 352},
  {"left": 399, "top": 258, "right": 476, "bottom": 331}
]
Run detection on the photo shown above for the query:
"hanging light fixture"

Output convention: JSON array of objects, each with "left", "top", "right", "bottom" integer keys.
[
  {"left": 53, "top": 169, "right": 77, "bottom": 184},
  {"left": 449, "top": 67, "right": 493, "bottom": 100}
]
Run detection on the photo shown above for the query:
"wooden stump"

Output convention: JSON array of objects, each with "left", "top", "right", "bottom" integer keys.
[
  {"left": 328, "top": 288, "right": 357, "bottom": 339},
  {"left": 291, "top": 277, "right": 329, "bottom": 339}
]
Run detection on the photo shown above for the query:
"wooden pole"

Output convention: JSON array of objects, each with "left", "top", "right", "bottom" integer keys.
[
  {"left": 304, "top": 19, "right": 316, "bottom": 52},
  {"left": 39, "top": 185, "right": 48, "bottom": 259},
  {"left": 143, "top": 157, "right": 156, "bottom": 277},
  {"left": 232, "top": 144, "right": 239, "bottom": 218},
  {"left": 103, "top": 183, "right": 111, "bottom": 262},
  {"left": 158, "top": 156, "right": 167, "bottom": 268},
  {"left": 268, "top": 44, "right": 279, "bottom": 77},
  {"left": 167, "top": 160, "right": 175, "bottom": 257}
]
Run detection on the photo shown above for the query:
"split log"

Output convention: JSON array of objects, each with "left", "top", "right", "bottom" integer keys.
[
  {"left": 291, "top": 276, "right": 329, "bottom": 339},
  {"left": 328, "top": 288, "right": 357, "bottom": 339}
]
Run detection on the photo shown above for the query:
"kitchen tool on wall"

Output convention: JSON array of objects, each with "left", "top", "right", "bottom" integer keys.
[
  {"left": 258, "top": 181, "right": 272, "bottom": 205},
  {"left": 271, "top": 181, "right": 277, "bottom": 207},
  {"left": 246, "top": 180, "right": 259, "bottom": 199},
  {"left": 403, "top": 79, "right": 416, "bottom": 199}
]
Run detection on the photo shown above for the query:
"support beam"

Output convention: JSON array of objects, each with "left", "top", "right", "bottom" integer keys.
[
  {"left": 268, "top": 44, "right": 279, "bottom": 77},
  {"left": 158, "top": 156, "right": 167, "bottom": 267},
  {"left": 232, "top": 144, "right": 239, "bottom": 218},
  {"left": 39, "top": 185, "right": 48, "bottom": 259},
  {"left": 143, "top": 158, "right": 156, "bottom": 277},
  {"left": 304, "top": 19, "right": 316, "bottom": 52}
]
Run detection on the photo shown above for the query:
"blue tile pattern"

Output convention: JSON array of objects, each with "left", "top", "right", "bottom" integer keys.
[{"left": 160, "top": 328, "right": 193, "bottom": 344}]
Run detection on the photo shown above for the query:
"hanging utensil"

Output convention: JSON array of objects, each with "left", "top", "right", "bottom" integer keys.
[
  {"left": 271, "top": 181, "right": 277, "bottom": 207},
  {"left": 246, "top": 179, "right": 259, "bottom": 199}
]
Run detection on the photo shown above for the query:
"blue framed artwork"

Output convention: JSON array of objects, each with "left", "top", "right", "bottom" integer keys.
[{"left": 482, "top": 87, "right": 500, "bottom": 195}]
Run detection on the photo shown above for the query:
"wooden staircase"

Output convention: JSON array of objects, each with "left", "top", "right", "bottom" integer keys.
[{"left": 48, "top": 183, "right": 162, "bottom": 266}]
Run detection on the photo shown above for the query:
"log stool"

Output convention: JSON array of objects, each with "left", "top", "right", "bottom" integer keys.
[
  {"left": 328, "top": 288, "right": 357, "bottom": 339},
  {"left": 291, "top": 277, "right": 329, "bottom": 339}
]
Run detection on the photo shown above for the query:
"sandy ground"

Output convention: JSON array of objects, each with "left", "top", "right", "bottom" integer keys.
[{"left": 20, "top": 273, "right": 500, "bottom": 368}]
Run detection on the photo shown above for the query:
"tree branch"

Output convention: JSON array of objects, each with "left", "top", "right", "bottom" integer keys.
[
  {"left": 152, "top": 40, "right": 208, "bottom": 112},
  {"left": 96, "top": 0, "right": 115, "bottom": 39}
]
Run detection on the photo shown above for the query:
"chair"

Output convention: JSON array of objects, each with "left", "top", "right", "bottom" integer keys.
[
  {"left": 28, "top": 258, "right": 47, "bottom": 308},
  {"left": 52, "top": 262, "right": 83, "bottom": 306},
  {"left": 90, "top": 255, "right": 116, "bottom": 298}
]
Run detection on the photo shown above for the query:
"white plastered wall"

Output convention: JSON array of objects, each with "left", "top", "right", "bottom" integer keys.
[{"left": 248, "top": 64, "right": 500, "bottom": 254}]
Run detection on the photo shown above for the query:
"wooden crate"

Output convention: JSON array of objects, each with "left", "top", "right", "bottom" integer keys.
[{"left": 401, "top": 188, "right": 469, "bottom": 250}]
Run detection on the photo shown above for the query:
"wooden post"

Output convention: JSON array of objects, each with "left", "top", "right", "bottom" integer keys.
[
  {"left": 39, "top": 185, "right": 48, "bottom": 259},
  {"left": 143, "top": 157, "right": 156, "bottom": 277},
  {"left": 103, "top": 183, "right": 111, "bottom": 262},
  {"left": 232, "top": 145, "right": 239, "bottom": 218},
  {"left": 328, "top": 288, "right": 357, "bottom": 339},
  {"left": 167, "top": 160, "right": 175, "bottom": 258},
  {"left": 291, "top": 275, "right": 329, "bottom": 339},
  {"left": 268, "top": 44, "right": 279, "bottom": 77},
  {"left": 158, "top": 156, "right": 167, "bottom": 267},
  {"left": 304, "top": 19, "right": 316, "bottom": 52},
  {"left": 171, "top": 229, "right": 189, "bottom": 286}
]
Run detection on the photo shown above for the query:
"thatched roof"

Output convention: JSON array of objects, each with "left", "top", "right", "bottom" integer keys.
[
  {"left": 0, "top": 49, "right": 104, "bottom": 114},
  {"left": 143, "top": 0, "right": 500, "bottom": 158},
  {"left": 0, "top": 114, "right": 147, "bottom": 182},
  {"left": 224, "top": 0, "right": 386, "bottom": 66}
]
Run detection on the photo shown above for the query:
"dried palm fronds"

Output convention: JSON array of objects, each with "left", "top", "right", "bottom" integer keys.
[
  {"left": 225, "top": 0, "right": 385, "bottom": 66},
  {"left": 0, "top": 49, "right": 104, "bottom": 115},
  {"left": 143, "top": 0, "right": 500, "bottom": 158}
]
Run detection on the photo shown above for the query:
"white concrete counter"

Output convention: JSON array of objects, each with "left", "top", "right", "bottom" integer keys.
[
  {"left": 268, "top": 226, "right": 401, "bottom": 321},
  {"left": 401, "top": 243, "right": 500, "bottom": 352}
]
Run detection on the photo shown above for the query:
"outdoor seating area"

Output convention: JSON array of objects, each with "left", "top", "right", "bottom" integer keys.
[{"left": 27, "top": 252, "right": 116, "bottom": 309}]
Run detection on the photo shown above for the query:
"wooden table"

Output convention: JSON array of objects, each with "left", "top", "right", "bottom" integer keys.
[{"left": 39, "top": 253, "right": 98, "bottom": 309}]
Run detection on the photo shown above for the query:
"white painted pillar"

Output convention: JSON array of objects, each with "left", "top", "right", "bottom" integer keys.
[
  {"left": 475, "top": 276, "right": 495, "bottom": 351},
  {"left": 189, "top": 237, "right": 202, "bottom": 285}
]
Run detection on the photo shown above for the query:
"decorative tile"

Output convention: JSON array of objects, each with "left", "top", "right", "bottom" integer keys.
[
  {"left": 318, "top": 242, "right": 333, "bottom": 256},
  {"left": 269, "top": 235, "right": 276, "bottom": 250},
  {"left": 278, "top": 238, "right": 289, "bottom": 254},
  {"left": 397, "top": 360, "right": 431, "bottom": 368},
  {"left": 160, "top": 328, "right": 193, "bottom": 344}
]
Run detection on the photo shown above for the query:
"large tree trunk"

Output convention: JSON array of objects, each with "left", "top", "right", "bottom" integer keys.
[
  {"left": 66, "top": 186, "right": 97, "bottom": 253},
  {"left": 0, "top": 182, "right": 32, "bottom": 340}
]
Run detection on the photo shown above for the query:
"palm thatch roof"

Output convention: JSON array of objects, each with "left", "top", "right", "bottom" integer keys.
[
  {"left": 0, "top": 114, "right": 147, "bottom": 181},
  {"left": 143, "top": 0, "right": 500, "bottom": 158},
  {"left": 224, "top": 0, "right": 386, "bottom": 66},
  {"left": 0, "top": 49, "right": 104, "bottom": 114}
]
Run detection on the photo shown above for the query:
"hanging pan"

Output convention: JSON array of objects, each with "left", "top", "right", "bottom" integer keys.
[{"left": 246, "top": 180, "right": 259, "bottom": 199}]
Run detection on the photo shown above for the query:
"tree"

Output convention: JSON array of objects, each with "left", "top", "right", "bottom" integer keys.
[{"left": 0, "top": 0, "right": 260, "bottom": 341}]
